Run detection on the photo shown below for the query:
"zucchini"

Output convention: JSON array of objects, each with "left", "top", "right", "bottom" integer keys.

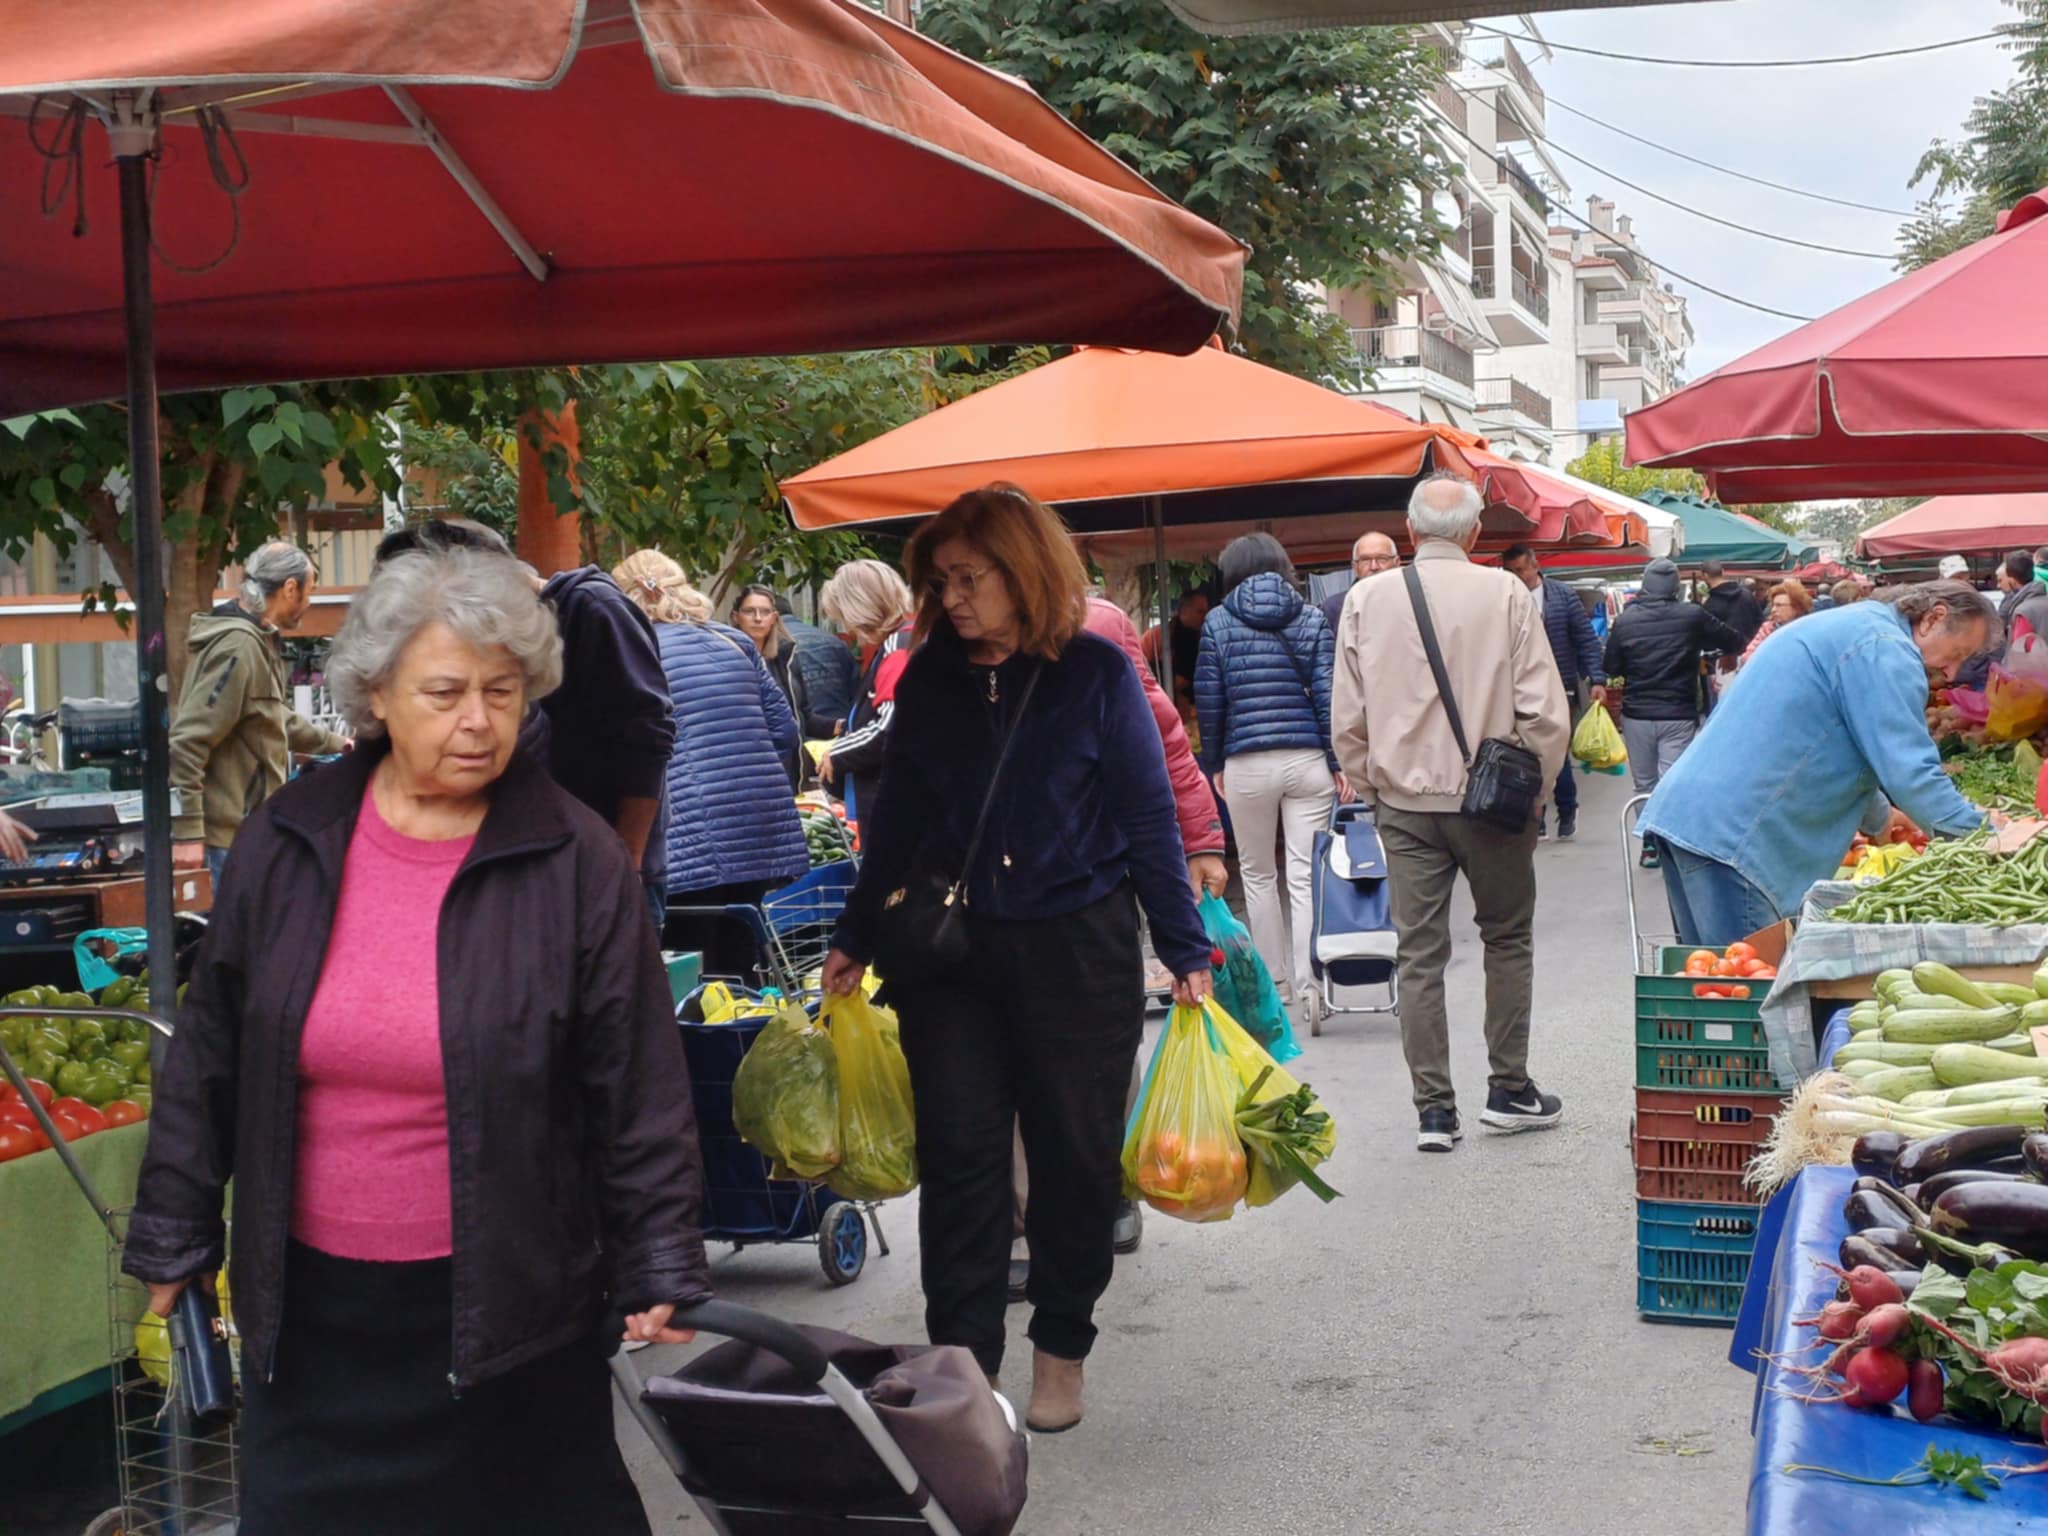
[
  {"left": 1918, "top": 1100, "right": 2048, "bottom": 1128},
  {"left": 1836, "top": 1058, "right": 1895, "bottom": 1081},
  {"left": 1833, "top": 1039, "right": 1941, "bottom": 1067},
  {"left": 1930, "top": 1042, "right": 2048, "bottom": 1088},
  {"left": 1916, "top": 962, "right": 2004, "bottom": 1011},
  {"left": 1857, "top": 1065, "right": 1941, "bottom": 1101},
  {"left": 2035, "top": 961, "right": 2048, "bottom": 1000},
  {"left": 1982, "top": 1033, "right": 2040, "bottom": 1056},
  {"left": 1883, "top": 1006, "right": 2020, "bottom": 1045},
  {"left": 2022, "top": 998, "right": 2048, "bottom": 1028},
  {"left": 1848, "top": 1013, "right": 1885, "bottom": 1035},
  {"left": 1875, "top": 967, "right": 1915, "bottom": 999},
  {"left": 1902, "top": 1080, "right": 2048, "bottom": 1109},
  {"left": 1979, "top": 981, "right": 2042, "bottom": 1008}
]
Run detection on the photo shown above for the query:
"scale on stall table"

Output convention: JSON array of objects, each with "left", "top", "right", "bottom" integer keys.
[{"left": 0, "top": 791, "right": 168, "bottom": 885}]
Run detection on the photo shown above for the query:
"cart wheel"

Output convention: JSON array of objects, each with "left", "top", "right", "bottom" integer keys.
[
  {"left": 81, "top": 1509, "right": 139, "bottom": 1536},
  {"left": 1306, "top": 990, "right": 1324, "bottom": 1038},
  {"left": 819, "top": 1200, "right": 867, "bottom": 1286}
]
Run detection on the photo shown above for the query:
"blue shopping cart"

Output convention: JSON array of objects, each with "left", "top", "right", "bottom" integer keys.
[{"left": 1304, "top": 801, "right": 1400, "bottom": 1036}]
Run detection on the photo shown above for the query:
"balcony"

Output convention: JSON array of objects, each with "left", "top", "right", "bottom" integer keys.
[
  {"left": 1474, "top": 263, "right": 1548, "bottom": 346},
  {"left": 1477, "top": 376, "right": 1554, "bottom": 431},
  {"left": 1350, "top": 325, "right": 1475, "bottom": 390},
  {"left": 1575, "top": 321, "right": 1626, "bottom": 364},
  {"left": 1483, "top": 37, "right": 1546, "bottom": 133},
  {"left": 1430, "top": 78, "right": 1469, "bottom": 134},
  {"left": 1597, "top": 292, "right": 1652, "bottom": 331},
  {"left": 1494, "top": 155, "right": 1548, "bottom": 222},
  {"left": 1512, "top": 270, "right": 1550, "bottom": 325},
  {"left": 1575, "top": 258, "right": 1628, "bottom": 293}
]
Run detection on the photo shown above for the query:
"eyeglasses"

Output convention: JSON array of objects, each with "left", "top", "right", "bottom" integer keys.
[
  {"left": 1356, "top": 554, "right": 1400, "bottom": 571},
  {"left": 928, "top": 563, "right": 994, "bottom": 600},
  {"left": 735, "top": 605, "right": 777, "bottom": 620}
]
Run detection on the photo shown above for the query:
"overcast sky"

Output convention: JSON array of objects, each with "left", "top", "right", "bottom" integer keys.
[{"left": 1480, "top": 0, "right": 2021, "bottom": 377}]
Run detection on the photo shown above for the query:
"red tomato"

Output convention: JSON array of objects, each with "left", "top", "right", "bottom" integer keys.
[
  {"left": 0, "top": 1126, "right": 35, "bottom": 1161},
  {"left": 1711, "top": 958, "right": 1741, "bottom": 977},
  {"left": 102, "top": 1100, "right": 145, "bottom": 1128},
  {"left": 1725, "top": 941, "right": 1759, "bottom": 963},
  {"left": 47, "top": 1110, "right": 86, "bottom": 1142},
  {"left": 56, "top": 1101, "right": 108, "bottom": 1135},
  {"left": 49, "top": 1096, "right": 93, "bottom": 1120},
  {"left": 1751, "top": 966, "right": 1777, "bottom": 980},
  {"left": 1728, "top": 984, "right": 1752, "bottom": 1000},
  {"left": 1693, "top": 983, "right": 1728, "bottom": 999},
  {"left": 22, "top": 1078, "right": 52, "bottom": 1109},
  {"left": 1685, "top": 950, "right": 1718, "bottom": 974},
  {"left": 0, "top": 1079, "right": 13, "bottom": 1104}
]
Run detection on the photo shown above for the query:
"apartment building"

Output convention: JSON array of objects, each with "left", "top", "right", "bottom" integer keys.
[{"left": 1329, "top": 25, "right": 1695, "bottom": 469}]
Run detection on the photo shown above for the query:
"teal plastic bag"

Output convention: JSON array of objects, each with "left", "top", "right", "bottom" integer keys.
[{"left": 1197, "top": 891, "right": 1300, "bottom": 1063}]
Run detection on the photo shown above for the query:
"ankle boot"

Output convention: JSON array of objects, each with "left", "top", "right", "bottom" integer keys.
[{"left": 1026, "top": 1348, "right": 1084, "bottom": 1433}]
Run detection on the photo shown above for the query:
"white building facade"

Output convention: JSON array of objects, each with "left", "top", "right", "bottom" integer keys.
[{"left": 1329, "top": 26, "right": 1695, "bottom": 469}]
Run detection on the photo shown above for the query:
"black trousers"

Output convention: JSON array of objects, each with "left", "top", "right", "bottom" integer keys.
[
  {"left": 662, "top": 877, "right": 779, "bottom": 980},
  {"left": 240, "top": 1241, "right": 649, "bottom": 1536},
  {"left": 888, "top": 886, "right": 1144, "bottom": 1375}
]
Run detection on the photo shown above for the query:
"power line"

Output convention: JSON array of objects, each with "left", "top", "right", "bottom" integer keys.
[
  {"left": 1467, "top": 23, "right": 2014, "bottom": 69},
  {"left": 1542, "top": 94, "right": 1915, "bottom": 218}
]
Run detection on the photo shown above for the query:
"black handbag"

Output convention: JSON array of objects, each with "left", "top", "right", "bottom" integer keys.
[
  {"left": 872, "top": 664, "right": 1043, "bottom": 983},
  {"left": 1402, "top": 564, "right": 1545, "bottom": 833}
]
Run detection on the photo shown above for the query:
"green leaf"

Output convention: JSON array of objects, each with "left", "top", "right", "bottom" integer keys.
[
  {"left": 58, "top": 463, "right": 87, "bottom": 491},
  {"left": 221, "top": 388, "right": 255, "bottom": 425},
  {"left": 300, "top": 411, "right": 339, "bottom": 452},
  {"left": 257, "top": 456, "right": 292, "bottom": 496},
  {"left": 246, "top": 421, "right": 283, "bottom": 455},
  {"left": 27, "top": 477, "right": 56, "bottom": 508},
  {"left": 2009, "top": 1269, "right": 2048, "bottom": 1302}
]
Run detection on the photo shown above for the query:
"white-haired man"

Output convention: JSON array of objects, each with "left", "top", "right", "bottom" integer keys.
[
  {"left": 171, "top": 541, "right": 347, "bottom": 883},
  {"left": 1331, "top": 474, "right": 1571, "bottom": 1152}
]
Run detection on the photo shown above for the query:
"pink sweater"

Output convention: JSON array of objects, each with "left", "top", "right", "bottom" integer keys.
[{"left": 290, "top": 789, "right": 473, "bottom": 1261}]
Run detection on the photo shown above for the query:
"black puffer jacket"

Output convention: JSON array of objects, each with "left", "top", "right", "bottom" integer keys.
[
  {"left": 1702, "top": 579, "right": 1765, "bottom": 656},
  {"left": 1604, "top": 590, "right": 1746, "bottom": 722},
  {"left": 123, "top": 744, "right": 711, "bottom": 1391}
]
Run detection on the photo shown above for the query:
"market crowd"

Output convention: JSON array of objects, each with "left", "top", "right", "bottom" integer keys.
[{"left": 124, "top": 479, "right": 2018, "bottom": 1532}]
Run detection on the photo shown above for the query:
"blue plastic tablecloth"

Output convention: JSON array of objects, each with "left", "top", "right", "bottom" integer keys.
[{"left": 1737, "top": 1163, "right": 2048, "bottom": 1533}]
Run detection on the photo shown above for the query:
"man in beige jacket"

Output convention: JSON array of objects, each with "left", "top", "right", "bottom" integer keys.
[{"left": 1332, "top": 474, "right": 1570, "bottom": 1152}]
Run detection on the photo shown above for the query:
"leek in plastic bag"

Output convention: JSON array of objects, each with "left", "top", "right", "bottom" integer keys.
[
  {"left": 820, "top": 991, "right": 918, "bottom": 1201},
  {"left": 1569, "top": 701, "right": 1628, "bottom": 774},
  {"left": 1207, "top": 999, "right": 1339, "bottom": 1207},
  {"left": 732, "top": 1001, "right": 840, "bottom": 1180}
]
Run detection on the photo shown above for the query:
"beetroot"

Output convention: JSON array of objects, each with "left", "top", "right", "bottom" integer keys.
[
  {"left": 1820, "top": 1261, "right": 1906, "bottom": 1311},
  {"left": 1907, "top": 1358, "right": 1945, "bottom": 1423},
  {"left": 1841, "top": 1348, "right": 1909, "bottom": 1408},
  {"left": 1809, "top": 1301, "right": 1864, "bottom": 1341},
  {"left": 1856, "top": 1303, "right": 1911, "bottom": 1351}
]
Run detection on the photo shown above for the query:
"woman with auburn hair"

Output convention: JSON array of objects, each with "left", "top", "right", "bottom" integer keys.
[
  {"left": 822, "top": 484, "right": 1211, "bottom": 1437},
  {"left": 1736, "top": 579, "right": 1815, "bottom": 669}
]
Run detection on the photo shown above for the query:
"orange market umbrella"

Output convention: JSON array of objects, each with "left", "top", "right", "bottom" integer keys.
[{"left": 1, "top": 0, "right": 1246, "bottom": 998}]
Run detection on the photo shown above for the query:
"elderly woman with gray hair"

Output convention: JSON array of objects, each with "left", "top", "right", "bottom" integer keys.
[
  {"left": 169, "top": 539, "right": 347, "bottom": 884},
  {"left": 126, "top": 545, "right": 712, "bottom": 1536}
]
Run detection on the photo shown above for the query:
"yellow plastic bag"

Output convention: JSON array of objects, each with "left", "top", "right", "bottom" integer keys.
[
  {"left": 732, "top": 1002, "right": 840, "bottom": 1180},
  {"left": 1206, "top": 999, "right": 1339, "bottom": 1208},
  {"left": 1986, "top": 664, "right": 2048, "bottom": 743},
  {"left": 1569, "top": 701, "right": 1628, "bottom": 774},
  {"left": 699, "top": 981, "right": 779, "bottom": 1024},
  {"left": 1121, "top": 1003, "right": 1247, "bottom": 1223},
  {"left": 820, "top": 992, "right": 918, "bottom": 1201}
]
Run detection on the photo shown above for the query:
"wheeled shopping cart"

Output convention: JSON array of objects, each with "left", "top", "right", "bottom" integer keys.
[
  {"left": 671, "top": 859, "right": 892, "bottom": 1285},
  {"left": 1303, "top": 802, "right": 1399, "bottom": 1036},
  {"left": 1621, "top": 792, "right": 1674, "bottom": 971},
  {"left": 611, "top": 1302, "right": 1026, "bottom": 1536}
]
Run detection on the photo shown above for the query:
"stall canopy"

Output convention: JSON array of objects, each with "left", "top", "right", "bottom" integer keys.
[
  {"left": 1856, "top": 494, "right": 2048, "bottom": 561},
  {"left": 1, "top": 0, "right": 1248, "bottom": 999},
  {"left": 1637, "top": 490, "right": 1816, "bottom": 569},
  {"left": 1162, "top": 0, "right": 1707, "bottom": 35},
  {"left": 1624, "top": 188, "right": 2048, "bottom": 503},
  {"left": 0, "top": 0, "right": 1248, "bottom": 416}
]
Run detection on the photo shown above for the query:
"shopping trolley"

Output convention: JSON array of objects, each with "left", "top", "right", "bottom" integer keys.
[
  {"left": 609, "top": 1301, "right": 1026, "bottom": 1536},
  {"left": 1303, "top": 802, "right": 1400, "bottom": 1036},
  {"left": 0, "top": 1003, "right": 232, "bottom": 1536},
  {"left": 1621, "top": 793, "right": 1674, "bottom": 971},
  {"left": 670, "top": 858, "right": 892, "bottom": 1286}
]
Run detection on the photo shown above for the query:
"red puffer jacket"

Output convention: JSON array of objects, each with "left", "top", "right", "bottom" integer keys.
[{"left": 1086, "top": 598, "right": 1224, "bottom": 857}]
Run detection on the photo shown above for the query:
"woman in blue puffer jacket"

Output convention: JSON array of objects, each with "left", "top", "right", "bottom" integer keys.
[
  {"left": 1195, "top": 533, "right": 1349, "bottom": 1016},
  {"left": 615, "top": 551, "right": 809, "bottom": 974}
]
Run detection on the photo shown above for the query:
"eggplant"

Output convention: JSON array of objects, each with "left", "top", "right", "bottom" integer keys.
[
  {"left": 1852, "top": 1129, "right": 1911, "bottom": 1182},
  {"left": 1842, "top": 1232, "right": 1918, "bottom": 1272},
  {"left": 1929, "top": 1181, "right": 2048, "bottom": 1260},
  {"left": 1916, "top": 1166, "right": 2032, "bottom": 1205},
  {"left": 1848, "top": 1179, "right": 1927, "bottom": 1229},
  {"left": 2025, "top": 1132, "right": 2048, "bottom": 1182},
  {"left": 1836, "top": 1268, "right": 1920, "bottom": 1304},
  {"left": 1893, "top": 1124, "right": 2034, "bottom": 1187},
  {"left": 1855, "top": 1226, "right": 1928, "bottom": 1266},
  {"left": 1902, "top": 1182, "right": 1925, "bottom": 1208},
  {"left": 1845, "top": 1190, "right": 1912, "bottom": 1232}
]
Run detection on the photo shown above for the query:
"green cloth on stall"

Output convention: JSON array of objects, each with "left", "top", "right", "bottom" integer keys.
[{"left": 0, "top": 1123, "right": 148, "bottom": 1423}]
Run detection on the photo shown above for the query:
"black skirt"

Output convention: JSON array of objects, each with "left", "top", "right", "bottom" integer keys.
[{"left": 239, "top": 1240, "right": 651, "bottom": 1536}]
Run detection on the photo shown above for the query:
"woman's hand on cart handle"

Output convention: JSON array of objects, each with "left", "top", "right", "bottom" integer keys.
[
  {"left": 144, "top": 1270, "right": 215, "bottom": 1319},
  {"left": 1172, "top": 968, "right": 1214, "bottom": 1008},
  {"left": 622, "top": 1303, "right": 697, "bottom": 1347},
  {"left": 821, "top": 949, "right": 866, "bottom": 996},
  {"left": 1334, "top": 771, "right": 1356, "bottom": 806},
  {"left": 1187, "top": 854, "right": 1228, "bottom": 898}
]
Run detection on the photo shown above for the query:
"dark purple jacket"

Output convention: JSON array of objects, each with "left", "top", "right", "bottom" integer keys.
[{"left": 123, "top": 744, "right": 711, "bottom": 1391}]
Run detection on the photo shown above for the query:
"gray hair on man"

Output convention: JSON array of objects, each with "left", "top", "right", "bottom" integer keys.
[
  {"left": 1405, "top": 472, "right": 1485, "bottom": 544},
  {"left": 327, "top": 547, "right": 564, "bottom": 740},
  {"left": 240, "top": 541, "right": 313, "bottom": 612},
  {"left": 1877, "top": 578, "right": 1999, "bottom": 635}
]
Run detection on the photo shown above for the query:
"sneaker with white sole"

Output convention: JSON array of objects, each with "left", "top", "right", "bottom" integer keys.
[
  {"left": 1479, "top": 1082, "right": 1564, "bottom": 1133},
  {"left": 1557, "top": 811, "right": 1577, "bottom": 842},
  {"left": 1416, "top": 1106, "right": 1462, "bottom": 1152}
]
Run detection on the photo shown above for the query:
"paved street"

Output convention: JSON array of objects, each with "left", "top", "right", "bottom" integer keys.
[{"left": 620, "top": 767, "right": 1757, "bottom": 1535}]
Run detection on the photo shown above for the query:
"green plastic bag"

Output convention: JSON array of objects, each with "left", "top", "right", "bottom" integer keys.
[
  {"left": 1198, "top": 891, "right": 1298, "bottom": 1062},
  {"left": 821, "top": 992, "right": 918, "bottom": 1201},
  {"left": 1569, "top": 701, "right": 1628, "bottom": 775},
  {"left": 732, "top": 1002, "right": 841, "bottom": 1181}
]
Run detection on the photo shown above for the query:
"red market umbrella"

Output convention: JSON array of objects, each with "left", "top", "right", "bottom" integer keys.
[
  {"left": 1, "top": 0, "right": 1246, "bottom": 995},
  {"left": 1466, "top": 452, "right": 1648, "bottom": 551},
  {"left": 1625, "top": 188, "right": 2048, "bottom": 503},
  {"left": 1857, "top": 493, "right": 2048, "bottom": 560}
]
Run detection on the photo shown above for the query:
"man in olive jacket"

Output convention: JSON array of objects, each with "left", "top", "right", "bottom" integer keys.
[{"left": 170, "top": 543, "right": 347, "bottom": 884}]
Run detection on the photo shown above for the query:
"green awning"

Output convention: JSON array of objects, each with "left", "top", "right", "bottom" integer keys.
[{"left": 1637, "top": 490, "right": 1817, "bottom": 570}]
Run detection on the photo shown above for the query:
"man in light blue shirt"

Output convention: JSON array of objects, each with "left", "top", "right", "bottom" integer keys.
[{"left": 1640, "top": 581, "right": 1997, "bottom": 947}]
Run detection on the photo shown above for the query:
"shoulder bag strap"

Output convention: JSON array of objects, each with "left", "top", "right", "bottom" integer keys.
[
  {"left": 1402, "top": 563, "right": 1472, "bottom": 766},
  {"left": 954, "top": 662, "right": 1045, "bottom": 886}
]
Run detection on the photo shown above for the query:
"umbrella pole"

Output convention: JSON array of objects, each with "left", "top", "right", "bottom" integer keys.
[
  {"left": 1151, "top": 494, "right": 1171, "bottom": 690},
  {"left": 111, "top": 104, "right": 178, "bottom": 1039}
]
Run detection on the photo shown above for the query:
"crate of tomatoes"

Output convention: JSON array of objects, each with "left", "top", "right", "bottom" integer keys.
[{"left": 1634, "top": 939, "right": 1785, "bottom": 1095}]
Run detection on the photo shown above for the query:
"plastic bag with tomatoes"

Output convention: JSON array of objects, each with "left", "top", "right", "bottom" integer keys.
[{"left": 1121, "top": 1002, "right": 1248, "bottom": 1223}]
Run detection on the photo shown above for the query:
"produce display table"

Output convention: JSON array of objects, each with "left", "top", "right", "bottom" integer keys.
[
  {"left": 1735, "top": 1163, "right": 2048, "bottom": 1534},
  {"left": 0, "top": 1122, "right": 147, "bottom": 1430}
]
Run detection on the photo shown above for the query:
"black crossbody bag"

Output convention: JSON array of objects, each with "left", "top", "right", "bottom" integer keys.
[
  {"left": 1402, "top": 565, "right": 1544, "bottom": 833},
  {"left": 873, "top": 664, "right": 1043, "bottom": 984}
]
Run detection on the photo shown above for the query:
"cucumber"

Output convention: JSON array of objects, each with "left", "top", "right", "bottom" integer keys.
[
  {"left": 1979, "top": 981, "right": 2042, "bottom": 1008},
  {"left": 1833, "top": 1039, "right": 1942, "bottom": 1067},
  {"left": 1858, "top": 1065, "right": 1942, "bottom": 1101},
  {"left": 1915, "top": 962, "right": 2004, "bottom": 1012},
  {"left": 1930, "top": 1043, "right": 2048, "bottom": 1089},
  {"left": 1903, "top": 1080, "right": 2048, "bottom": 1109},
  {"left": 1882, "top": 1006, "right": 2020, "bottom": 1045}
]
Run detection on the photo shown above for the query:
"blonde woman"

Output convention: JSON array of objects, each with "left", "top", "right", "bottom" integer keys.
[
  {"left": 613, "top": 552, "right": 807, "bottom": 972},
  {"left": 816, "top": 559, "right": 918, "bottom": 822}
]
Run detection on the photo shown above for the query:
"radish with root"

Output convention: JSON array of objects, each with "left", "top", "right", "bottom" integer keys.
[
  {"left": 1817, "top": 1261, "right": 1906, "bottom": 1311},
  {"left": 1794, "top": 1300, "right": 1865, "bottom": 1340},
  {"left": 1914, "top": 1318, "right": 2048, "bottom": 1406},
  {"left": 1907, "top": 1358, "right": 1945, "bottom": 1423}
]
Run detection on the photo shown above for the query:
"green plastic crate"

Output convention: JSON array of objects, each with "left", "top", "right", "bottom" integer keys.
[
  {"left": 1635, "top": 946, "right": 1781, "bottom": 1094},
  {"left": 1637, "top": 1198, "right": 1759, "bottom": 1325},
  {"left": 664, "top": 951, "right": 703, "bottom": 1009}
]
